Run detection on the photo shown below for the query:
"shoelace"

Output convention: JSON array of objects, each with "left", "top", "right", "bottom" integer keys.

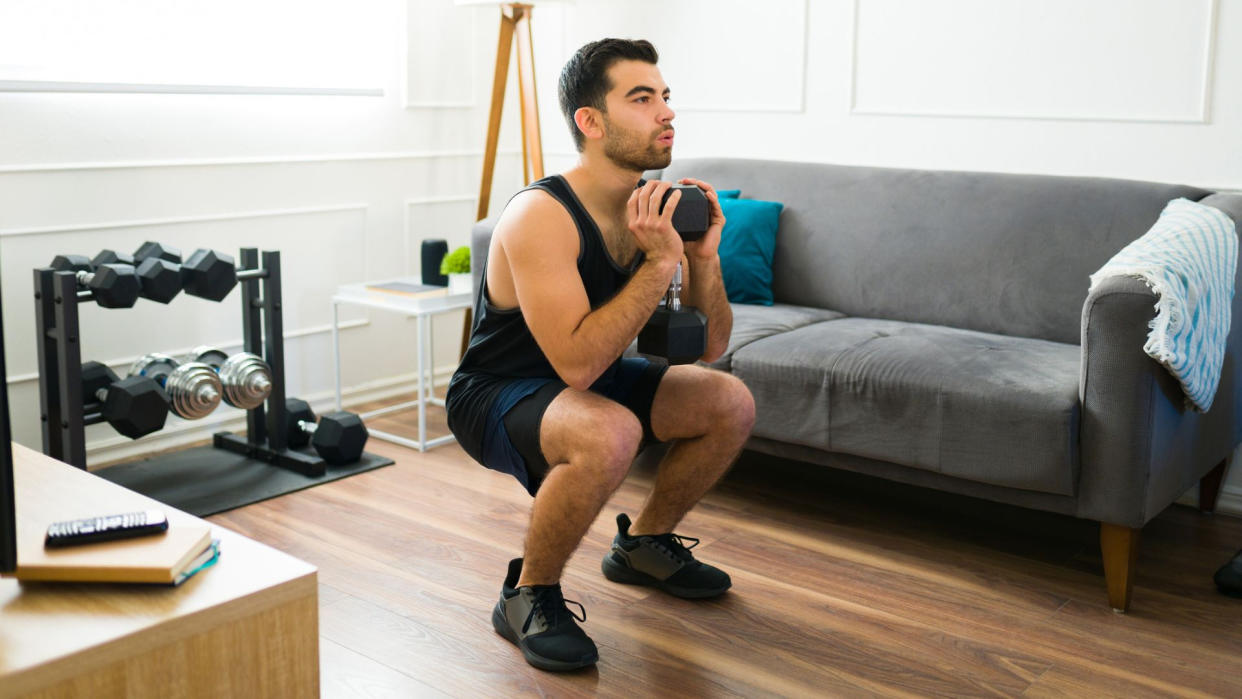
[
  {"left": 649, "top": 532, "right": 700, "bottom": 563},
  {"left": 522, "top": 585, "right": 587, "bottom": 634}
]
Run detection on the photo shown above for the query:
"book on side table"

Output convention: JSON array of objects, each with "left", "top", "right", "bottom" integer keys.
[{"left": 7, "top": 521, "right": 218, "bottom": 586}]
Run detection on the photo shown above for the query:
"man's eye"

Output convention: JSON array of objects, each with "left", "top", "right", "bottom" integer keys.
[{"left": 636, "top": 96, "right": 648, "bottom": 103}]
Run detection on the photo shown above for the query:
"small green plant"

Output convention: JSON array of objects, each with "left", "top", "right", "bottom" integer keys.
[{"left": 440, "top": 245, "right": 470, "bottom": 275}]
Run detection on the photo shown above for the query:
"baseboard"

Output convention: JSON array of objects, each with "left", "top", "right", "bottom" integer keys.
[{"left": 84, "top": 365, "right": 456, "bottom": 469}]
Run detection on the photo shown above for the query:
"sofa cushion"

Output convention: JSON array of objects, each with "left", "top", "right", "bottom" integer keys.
[
  {"left": 703, "top": 303, "right": 846, "bottom": 372},
  {"left": 732, "top": 318, "right": 1081, "bottom": 495},
  {"left": 718, "top": 196, "right": 784, "bottom": 306}
]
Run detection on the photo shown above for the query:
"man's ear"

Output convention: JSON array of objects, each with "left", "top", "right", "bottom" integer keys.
[{"left": 574, "top": 106, "right": 604, "bottom": 143}]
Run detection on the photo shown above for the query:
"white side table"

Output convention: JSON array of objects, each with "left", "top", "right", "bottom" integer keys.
[{"left": 331, "top": 278, "right": 472, "bottom": 451}]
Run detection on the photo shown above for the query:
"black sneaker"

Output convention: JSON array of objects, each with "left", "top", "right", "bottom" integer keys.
[
  {"left": 491, "top": 558, "right": 598, "bottom": 671},
  {"left": 601, "top": 513, "right": 731, "bottom": 598},
  {"left": 1215, "top": 549, "right": 1242, "bottom": 598}
]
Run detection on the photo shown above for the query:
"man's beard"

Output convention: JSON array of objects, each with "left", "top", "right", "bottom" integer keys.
[{"left": 602, "top": 116, "right": 672, "bottom": 172}]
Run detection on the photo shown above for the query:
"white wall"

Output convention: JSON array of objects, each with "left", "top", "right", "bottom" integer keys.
[
  {"left": 532, "top": 0, "right": 1241, "bottom": 191},
  {"left": 2, "top": 0, "right": 1241, "bottom": 511},
  {"left": 0, "top": 0, "right": 527, "bottom": 464}
]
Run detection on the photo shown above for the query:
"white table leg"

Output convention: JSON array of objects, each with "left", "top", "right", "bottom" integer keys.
[
  {"left": 332, "top": 301, "right": 342, "bottom": 411},
  {"left": 416, "top": 313, "right": 428, "bottom": 452}
]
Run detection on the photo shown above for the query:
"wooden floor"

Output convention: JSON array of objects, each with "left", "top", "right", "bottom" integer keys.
[{"left": 208, "top": 397, "right": 1242, "bottom": 698}]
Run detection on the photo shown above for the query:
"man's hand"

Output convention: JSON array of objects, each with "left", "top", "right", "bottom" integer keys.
[
  {"left": 677, "top": 177, "right": 726, "bottom": 261},
  {"left": 628, "top": 180, "right": 684, "bottom": 268}
]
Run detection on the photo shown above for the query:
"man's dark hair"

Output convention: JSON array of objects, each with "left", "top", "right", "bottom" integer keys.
[{"left": 558, "top": 38, "right": 659, "bottom": 152}]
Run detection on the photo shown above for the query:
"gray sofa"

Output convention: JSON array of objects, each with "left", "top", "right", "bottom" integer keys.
[{"left": 470, "top": 158, "right": 1242, "bottom": 612}]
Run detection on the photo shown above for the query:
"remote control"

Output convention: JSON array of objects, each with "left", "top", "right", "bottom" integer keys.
[{"left": 44, "top": 510, "right": 169, "bottom": 548}]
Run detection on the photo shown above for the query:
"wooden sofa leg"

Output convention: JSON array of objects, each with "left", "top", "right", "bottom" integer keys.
[
  {"left": 1100, "top": 523, "right": 1140, "bottom": 613},
  {"left": 1200, "top": 457, "right": 1231, "bottom": 514}
]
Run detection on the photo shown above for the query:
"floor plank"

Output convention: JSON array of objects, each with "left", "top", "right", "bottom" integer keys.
[{"left": 208, "top": 399, "right": 1242, "bottom": 697}]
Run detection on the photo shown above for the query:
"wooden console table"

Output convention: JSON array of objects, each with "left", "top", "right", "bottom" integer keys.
[{"left": 0, "top": 443, "right": 318, "bottom": 698}]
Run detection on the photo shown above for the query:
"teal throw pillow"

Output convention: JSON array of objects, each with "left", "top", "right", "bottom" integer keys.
[
  {"left": 717, "top": 196, "right": 783, "bottom": 306},
  {"left": 717, "top": 189, "right": 741, "bottom": 199}
]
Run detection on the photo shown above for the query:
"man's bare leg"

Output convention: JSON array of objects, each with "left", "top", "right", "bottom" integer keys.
[
  {"left": 516, "top": 389, "right": 642, "bottom": 587},
  {"left": 629, "top": 366, "right": 755, "bottom": 536}
]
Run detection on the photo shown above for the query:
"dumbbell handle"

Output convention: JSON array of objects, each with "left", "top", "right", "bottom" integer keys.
[
  {"left": 72, "top": 270, "right": 108, "bottom": 301},
  {"left": 296, "top": 419, "right": 318, "bottom": 435},
  {"left": 664, "top": 262, "right": 683, "bottom": 312}
]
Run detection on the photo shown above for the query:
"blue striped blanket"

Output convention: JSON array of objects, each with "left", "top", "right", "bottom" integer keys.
[{"left": 1089, "top": 197, "right": 1238, "bottom": 412}]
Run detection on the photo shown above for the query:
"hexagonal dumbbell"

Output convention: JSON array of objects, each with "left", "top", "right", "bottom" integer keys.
[
  {"left": 77, "top": 249, "right": 180, "bottom": 304},
  {"left": 130, "top": 242, "right": 184, "bottom": 303},
  {"left": 128, "top": 353, "right": 223, "bottom": 419},
  {"left": 133, "top": 241, "right": 182, "bottom": 264},
  {"left": 133, "top": 241, "right": 238, "bottom": 302},
  {"left": 637, "top": 262, "right": 707, "bottom": 365},
  {"left": 50, "top": 255, "right": 142, "bottom": 309},
  {"left": 181, "top": 249, "right": 238, "bottom": 301},
  {"left": 189, "top": 346, "right": 272, "bottom": 409},
  {"left": 91, "top": 249, "right": 136, "bottom": 267},
  {"left": 81, "top": 361, "right": 169, "bottom": 439},
  {"left": 284, "top": 398, "right": 369, "bottom": 465}
]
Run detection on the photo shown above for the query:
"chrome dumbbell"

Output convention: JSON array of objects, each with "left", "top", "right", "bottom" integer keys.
[
  {"left": 128, "top": 353, "right": 222, "bottom": 419},
  {"left": 189, "top": 347, "right": 272, "bottom": 410}
]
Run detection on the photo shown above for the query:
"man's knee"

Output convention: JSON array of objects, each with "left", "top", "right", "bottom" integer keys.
[
  {"left": 570, "top": 404, "right": 641, "bottom": 486},
  {"left": 711, "top": 372, "right": 756, "bottom": 436}
]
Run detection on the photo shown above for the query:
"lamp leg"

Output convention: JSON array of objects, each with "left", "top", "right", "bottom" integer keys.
[
  {"left": 478, "top": 10, "right": 516, "bottom": 221},
  {"left": 515, "top": 9, "right": 544, "bottom": 182}
]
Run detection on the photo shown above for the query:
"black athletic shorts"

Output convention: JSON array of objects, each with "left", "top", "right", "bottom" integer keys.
[{"left": 500, "top": 357, "right": 668, "bottom": 495}]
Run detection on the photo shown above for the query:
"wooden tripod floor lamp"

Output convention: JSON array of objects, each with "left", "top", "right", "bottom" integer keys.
[
  {"left": 459, "top": 1, "right": 554, "bottom": 354},
  {"left": 466, "top": 1, "right": 553, "bottom": 221}
]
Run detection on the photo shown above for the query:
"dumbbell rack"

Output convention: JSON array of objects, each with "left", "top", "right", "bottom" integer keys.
[{"left": 34, "top": 248, "right": 327, "bottom": 477}]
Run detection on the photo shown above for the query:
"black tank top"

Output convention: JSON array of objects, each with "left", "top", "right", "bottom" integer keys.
[{"left": 446, "top": 175, "right": 643, "bottom": 456}]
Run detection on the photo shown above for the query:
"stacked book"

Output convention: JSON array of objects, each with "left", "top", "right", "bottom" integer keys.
[{"left": 10, "top": 522, "right": 218, "bottom": 586}]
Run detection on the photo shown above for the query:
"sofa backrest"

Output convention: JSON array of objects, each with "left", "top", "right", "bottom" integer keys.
[{"left": 653, "top": 158, "right": 1213, "bottom": 345}]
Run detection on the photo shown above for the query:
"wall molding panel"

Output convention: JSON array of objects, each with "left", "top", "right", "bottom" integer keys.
[
  {"left": 849, "top": 0, "right": 1218, "bottom": 123},
  {"left": 0, "top": 149, "right": 522, "bottom": 175},
  {"left": 1, "top": 204, "right": 371, "bottom": 379},
  {"left": 403, "top": 195, "right": 479, "bottom": 276},
  {"left": 404, "top": 0, "right": 478, "bottom": 109},
  {"left": 0, "top": 203, "right": 369, "bottom": 239},
  {"left": 554, "top": 0, "right": 809, "bottom": 114},
  {"left": 3, "top": 318, "right": 371, "bottom": 385},
  {"left": 0, "top": 80, "right": 382, "bottom": 97}
]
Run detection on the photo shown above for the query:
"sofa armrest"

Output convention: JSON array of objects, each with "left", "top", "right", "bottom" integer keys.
[
  {"left": 470, "top": 215, "right": 500, "bottom": 296},
  {"left": 1077, "top": 269, "right": 1240, "bottom": 527}
]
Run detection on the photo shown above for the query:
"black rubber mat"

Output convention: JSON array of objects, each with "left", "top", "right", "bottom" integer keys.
[{"left": 94, "top": 443, "right": 395, "bottom": 517}]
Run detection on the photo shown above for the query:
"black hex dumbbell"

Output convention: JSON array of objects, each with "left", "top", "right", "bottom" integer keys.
[
  {"left": 637, "top": 262, "right": 707, "bottom": 365},
  {"left": 77, "top": 248, "right": 180, "bottom": 305},
  {"left": 658, "top": 184, "right": 711, "bottom": 241},
  {"left": 133, "top": 242, "right": 239, "bottom": 302},
  {"left": 81, "top": 361, "right": 169, "bottom": 439},
  {"left": 91, "top": 249, "right": 136, "bottom": 267},
  {"left": 284, "top": 398, "right": 369, "bottom": 465},
  {"left": 50, "top": 255, "right": 142, "bottom": 309}
]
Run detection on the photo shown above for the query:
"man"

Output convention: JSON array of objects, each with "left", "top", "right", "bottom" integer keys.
[{"left": 446, "top": 38, "right": 755, "bottom": 672}]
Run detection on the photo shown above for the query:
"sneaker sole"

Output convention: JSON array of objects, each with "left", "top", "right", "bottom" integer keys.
[
  {"left": 601, "top": 554, "right": 731, "bottom": 599},
  {"left": 491, "top": 602, "right": 598, "bottom": 672}
]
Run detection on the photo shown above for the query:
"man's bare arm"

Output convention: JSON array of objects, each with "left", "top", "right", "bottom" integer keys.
[
  {"left": 677, "top": 177, "right": 733, "bottom": 363},
  {"left": 501, "top": 182, "right": 683, "bottom": 390},
  {"left": 682, "top": 253, "right": 732, "bottom": 363}
]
